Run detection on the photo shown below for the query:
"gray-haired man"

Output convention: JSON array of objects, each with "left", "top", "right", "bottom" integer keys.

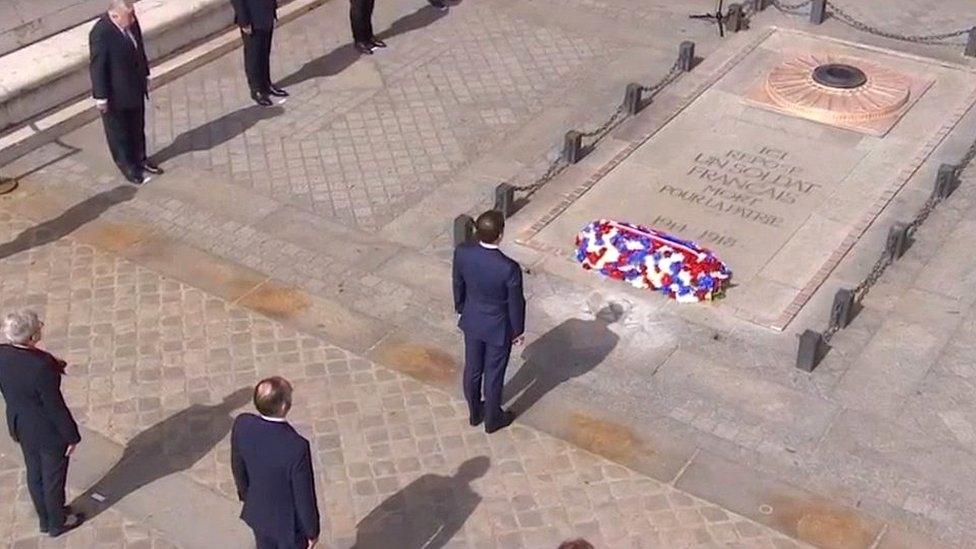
[{"left": 0, "top": 310, "right": 83, "bottom": 536}]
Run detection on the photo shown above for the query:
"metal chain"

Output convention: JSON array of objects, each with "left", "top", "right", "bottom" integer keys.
[
  {"left": 579, "top": 106, "right": 626, "bottom": 139},
  {"left": 509, "top": 61, "right": 684, "bottom": 198},
  {"left": 958, "top": 140, "right": 976, "bottom": 172},
  {"left": 826, "top": 1, "right": 971, "bottom": 44}
]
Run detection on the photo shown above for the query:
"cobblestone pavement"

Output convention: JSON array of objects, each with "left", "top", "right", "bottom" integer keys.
[
  {"left": 1, "top": 0, "right": 975, "bottom": 546},
  {"left": 0, "top": 211, "right": 806, "bottom": 548}
]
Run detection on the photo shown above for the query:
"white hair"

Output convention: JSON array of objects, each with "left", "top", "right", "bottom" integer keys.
[
  {"left": 3, "top": 310, "right": 42, "bottom": 345},
  {"left": 108, "top": 0, "right": 134, "bottom": 13}
]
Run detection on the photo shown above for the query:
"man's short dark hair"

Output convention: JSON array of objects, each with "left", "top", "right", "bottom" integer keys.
[
  {"left": 558, "top": 540, "right": 594, "bottom": 549},
  {"left": 253, "top": 376, "right": 293, "bottom": 417},
  {"left": 475, "top": 210, "right": 505, "bottom": 243}
]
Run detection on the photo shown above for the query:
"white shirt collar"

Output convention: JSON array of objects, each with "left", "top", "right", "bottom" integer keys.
[
  {"left": 479, "top": 241, "right": 499, "bottom": 250},
  {"left": 259, "top": 415, "right": 287, "bottom": 423}
]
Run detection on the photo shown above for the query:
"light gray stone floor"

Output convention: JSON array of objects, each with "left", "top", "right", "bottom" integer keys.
[{"left": 1, "top": 0, "right": 975, "bottom": 546}]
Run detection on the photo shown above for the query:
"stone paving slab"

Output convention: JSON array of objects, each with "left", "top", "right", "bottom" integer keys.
[
  {"left": 0, "top": 210, "right": 806, "bottom": 548},
  {"left": 0, "top": 0, "right": 974, "bottom": 547}
]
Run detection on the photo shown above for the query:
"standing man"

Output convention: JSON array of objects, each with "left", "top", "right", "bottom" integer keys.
[
  {"left": 231, "top": 377, "right": 320, "bottom": 549},
  {"left": 452, "top": 210, "right": 526, "bottom": 433},
  {"left": 230, "top": 0, "right": 288, "bottom": 107},
  {"left": 0, "top": 311, "right": 84, "bottom": 537},
  {"left": 89, "top": 0, "right": 161, "bottom": 185},
  {"left": 350, "top": 0, "right": 382, "bottom": 54}
]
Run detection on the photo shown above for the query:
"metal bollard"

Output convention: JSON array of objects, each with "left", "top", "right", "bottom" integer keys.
[
  {"left": 967, "top": 27, "right": 976, "bottom": 57},
  {"left": 563, "top": 131, "right": 583, "bottom": 164},
  {"left": 678, "top": 41, "right": 696, "bottom": 72},
  {"left": 885, "top": 222, "right": 910, "bottom": 261},
  {"left": 494, "top": 183, "right": 516, "bottom": 218},
  {"left": 796, "top": 330, "right": 824, "bottom": 372},
  {"left": 933, "top": 163, "right": 958, "bottom": 201},
  {"left": 748, "top": 0, "right": 767, "bottom": 11},
  {"left": 726, "top": 4, "right": 744, "bottom": 32},
  {"left": 810, "top": 0, "right": 826, "bottom": 24},
  {"left": 828, "top": 287, "right": 855, "bottom": 332},
  {"left": 624, "top": 83, "right": 643, "bottom": 116},
  {"left": 453, "top": 214, "right": 475, "bottom": 247}
]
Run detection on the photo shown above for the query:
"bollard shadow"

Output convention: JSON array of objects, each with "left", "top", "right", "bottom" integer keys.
[
  {"left": 504, "top": 305, "right": 622, "bottom": 417},
  {"left": 352, "top": 456, "right": 489, "bottom": 549},
  {"left": 151, "top": 105, "right": 285, "bottom": 165},
  {"left": 0, "top": 185, "right": 137, "bottom": 261},
  {"left": 278, "top": 4, "right": 451, "bottom": 88},
  {"left": 69, "top": 388, "right": 251, "bottom": 521}
]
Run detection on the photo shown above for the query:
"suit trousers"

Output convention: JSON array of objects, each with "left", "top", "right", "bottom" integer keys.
[
  {"left": 462, "top": 334, "right": 512, "bottom": 427},
  {"left": 254, "top": 529, "right": 305, "bottom": 549},
  {"left": 349, "top": 0, "right": 375, "bottom": 43},
  {"left": 21, "top": 445, "right": 69, "bottom": 531},
  {"left": 100, "top": 103, "right": 146, "bottom": 176},
  {"left": 242, "top": 28, "right": 274, "bottom": 93}
]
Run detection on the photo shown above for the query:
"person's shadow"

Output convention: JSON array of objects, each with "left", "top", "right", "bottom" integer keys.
[
  {"left": 0, "top": 185, "right": 137, "bottom": 260},
  {"left": 504, "top": 305, "right": 622, "bottom": 417},
  {"left": 277, "top": 4, "right": 451, "bottom": 88},
  {"left": 70, "top": 388, "right": 251, "bottom": 520},
  {"left": 353, "top": 456, "right": 489, "bottom": 549},
  {"left": 150, "top": 105, "right": 284, "bottom": 165}
]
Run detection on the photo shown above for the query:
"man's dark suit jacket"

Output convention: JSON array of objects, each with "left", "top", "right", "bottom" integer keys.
[
  {"left": 230, "top": 0, "right": 279, "bottom": 30},
  {"left": 231, "top": 413, "right": 320, "bottom": 544},
  {"left": 0, "top": 345, "right": 80, "bottom": 452},
  {"left": 89, "top": 14, "right": 150, "bottom": 110},
  {"left": 452, "top": 243, "right": 526, "bottom": 346}
]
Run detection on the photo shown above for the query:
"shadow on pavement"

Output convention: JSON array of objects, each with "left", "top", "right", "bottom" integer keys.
[
  {"left": 0, "top": 185, "right": 137, "bottom": 260},
  {"left": 278, "top": 4, "right": 451, "bottom": 88},
  {"left": 353, "top": 456, "right": 488, "bottom": 549},
  {"left": 70, "top": 388, "right": 251, "bottom": 521},
  {"left": 151, "top": 105, "right": 285, "bottom": 165},
  {"left": 505, "top": 304, "right": 622, "bottom": 417}
]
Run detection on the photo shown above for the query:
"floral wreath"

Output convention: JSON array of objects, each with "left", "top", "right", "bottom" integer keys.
[{"left": 575, "top": 219, "right": 732, "bottom": 303}]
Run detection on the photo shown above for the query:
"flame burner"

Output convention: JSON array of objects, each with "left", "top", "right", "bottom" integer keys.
[
  {"left": 812, "top": 63, "right": 867, "bottom": 89},
  {"left": 763, "top": 55, "right": 911, "bottom": 125}
]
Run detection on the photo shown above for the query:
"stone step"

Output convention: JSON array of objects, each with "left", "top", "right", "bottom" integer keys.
[{"left": 0, "top": 0, "right": 330, "bottom": 163}]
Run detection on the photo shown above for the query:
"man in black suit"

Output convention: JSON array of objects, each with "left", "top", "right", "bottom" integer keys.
[
  {"left": 89, "top": 0, "right": 161, "bottom": 185},
  {"left": 0, "top": 310, "right": 84, "bottom": 537},
  {"left": 452, "top": 210, "right": 526, "bottom": 433},
  {"left": 230, "top": 0, "right": 288, "bottom": 107},
  {"left": 232, "top": 377, "right": 320, "bottom": 549}
]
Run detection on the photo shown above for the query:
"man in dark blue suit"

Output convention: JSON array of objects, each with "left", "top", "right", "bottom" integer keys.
[
  {"left": 231, "top": 377, "right": 320, "bottom": 548},
  {"left": 230, "top": 0, "right": 288, "bottom": 106},
  {"left": 452, "top": 210, "right": 526, "bottom": 433}
]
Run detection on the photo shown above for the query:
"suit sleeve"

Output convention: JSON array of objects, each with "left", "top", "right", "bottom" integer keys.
[
  {"left": 37, "top": 365, "right": 81, "bottom": 445},
  {"left": 230, "top": 420, "right": 249, "bottom": 501},
  {"left": 292, "top": 441, "right": 321, "bottom": 539},
  {"left": 89, "top": 26, "right": 110, "bottom": 101},
  {"left": 230, "top": 0, "right": 252, "bottom": 26},
  {"left": 452, "top": 247, "right": 466, "bottom": 315},
  {"left": 507, "top": 263, "right": 526, "bottom": 337}
]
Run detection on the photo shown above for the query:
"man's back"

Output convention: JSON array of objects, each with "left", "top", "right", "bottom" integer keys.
[
  {"left": 231, "top": 413, "right": 320, "bottom": 543},
  {"left": 452, "top": 243, "right": 525, "bottom": 346},
  {"left": 0, "top": 345, "right": 79, "bottom": 451}
]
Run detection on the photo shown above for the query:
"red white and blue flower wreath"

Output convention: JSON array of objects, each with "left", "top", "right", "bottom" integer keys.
[{"left": 574, "top": 219, "right": 732, "bottom": 303}]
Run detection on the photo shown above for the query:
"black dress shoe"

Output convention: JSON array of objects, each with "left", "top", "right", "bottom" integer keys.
[
  {"left": 251, "top": 91, "right": 273, "bottom": 107},
  {"left": 485, "top": 410, "right": 514, "bottom": 434},
  {"left": 355, "top": 42, "right": 375, "bottom": 55},
  {"left": 124, "top": 170, "right": 150, "bottom": 186},
  {"left": 49, "top": 512, "right": 84, "bottom": 538},
  {"left": 429, "top": 0, "right": 448, "bottom": 10},
  {"left": 267, "top": 85, "right": 289, "bottom": 97},
  {"left": 370, "top": 38, "right": 387, "bottom": 48},
  {"left": 142, "top": 161, "right": 163, "bottom": 175}
]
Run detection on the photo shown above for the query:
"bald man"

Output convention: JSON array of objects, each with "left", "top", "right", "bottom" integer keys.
[
  {"left": 231, "top": 377, "right": 320, "bottom": 549},
  {"left": 89, "top": 0, "right": 160, "bottom": 185}
]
